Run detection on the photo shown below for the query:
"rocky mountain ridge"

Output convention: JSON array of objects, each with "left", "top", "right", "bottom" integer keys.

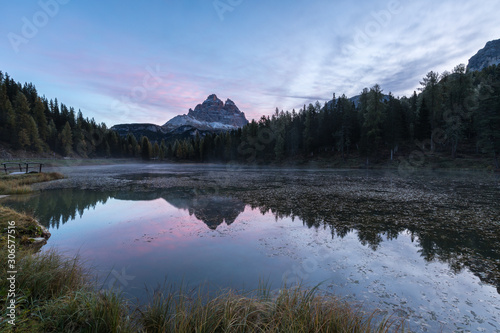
[
  {"left": 467, "top": 38, "right": 500, "bottom": 72},
  {"left": 163, "top": 94, "right": 248, "bottom": 131},
  {"left": 112, "top": 94, "right": 248, "bottom": 141}
]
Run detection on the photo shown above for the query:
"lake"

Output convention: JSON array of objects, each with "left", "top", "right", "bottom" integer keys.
[{"left": 2, "top": 164, "right": 499, "bottom": 332}]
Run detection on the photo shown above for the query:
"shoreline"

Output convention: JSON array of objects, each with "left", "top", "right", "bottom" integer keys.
[{"left": 2, "top": 152, "right": 499, "bottom": 172}]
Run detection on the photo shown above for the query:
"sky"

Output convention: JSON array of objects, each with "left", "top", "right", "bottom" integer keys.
[{"left": 1, "top": 0, "right": 499, "bottom": 127}]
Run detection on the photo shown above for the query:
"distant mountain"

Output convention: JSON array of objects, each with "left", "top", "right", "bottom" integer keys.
[
  {"left": 111, "top": 94, "right": 248, "bottom": 141},
  {"left": 348, "top": 94, "right": 390, "bottom": 107},
  {"left": 323, "top": 94, "right": 390, "bottom": 109},
  {"left": 164, "top": 94, "right": 248, "bottom": 131},
  {"left": 111, "top": 123, "right": 168, "bottom": 142},
  {"left": 467, "top": 38, "right": 500, "bottom": 72}
]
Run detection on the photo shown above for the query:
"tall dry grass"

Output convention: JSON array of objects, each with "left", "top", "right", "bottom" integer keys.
[
  {"left": 0, "top": 172, "right": 64, "bottom": 195},
  {"left": 0, "top": 248, "right": 407, "bottom": 332},
  {"left": 137, "top": 283, "right": 406, "bottom": 333}
]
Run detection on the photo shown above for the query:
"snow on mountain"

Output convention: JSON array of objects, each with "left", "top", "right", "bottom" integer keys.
[
  {"left": 111, "top": 94, "right": 248, "bottom": 141},
  {"left": 162, "top": 94, "right": 248, "bottom": 132}
]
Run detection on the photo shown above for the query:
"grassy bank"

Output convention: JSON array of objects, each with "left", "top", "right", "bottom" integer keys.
[
  {"left": 0, "top": 206, "right": 51, "bottom": 252},
  {"left": 0, "top": 172, "right": 65, "bottom": 195},
  {"left": 0, "top": 172, "right": 62, "bottom": 249},
  {"left": 0, "top": 248, "right": 406, "bottom": 332}
]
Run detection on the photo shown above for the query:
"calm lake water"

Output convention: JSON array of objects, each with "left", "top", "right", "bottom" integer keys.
[{"left": 2, "top": 166, "right": 499, "bottom": 332}]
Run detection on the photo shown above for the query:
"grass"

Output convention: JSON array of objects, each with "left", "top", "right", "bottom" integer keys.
[
  {"left": 0, "top": 206, "right": 49, "bottom": 251},
  {"left": 0, "top": 172, "right": 65, "bottom": 195},
  {"left": 0, "top": 172, "right": 63, "bottom": 250},
  {"left": 137, "top": 284, "right": 405, "bottom": 333},
  {"left": 0, "top": 248, "right": 133, "bottom": 332},
  {"left": 0, "top": 247, "right": 407, "bottom": 332}
]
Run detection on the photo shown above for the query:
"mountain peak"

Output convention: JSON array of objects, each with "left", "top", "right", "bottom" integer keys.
[
  {"left": 467, "top": 38, "right": 500, "bottom": 72},
  {"left": 206, "top": 94, "right": 219, "bottom": 101},
  {"left": 163, "top": 94, "right": 248, "bottom": 132}
]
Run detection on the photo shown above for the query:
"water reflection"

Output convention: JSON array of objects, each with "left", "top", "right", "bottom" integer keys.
[
  {"left": 1, "top": 187, "right": 499, "bottom": 294},
  {"left": 159, "top": 194, "right": 245, "bottom": 230},
  {"left": 3, "top": 189, "right": 246, "bottom": 231}
]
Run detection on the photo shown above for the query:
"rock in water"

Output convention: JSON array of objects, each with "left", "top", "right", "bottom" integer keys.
[{"left": 467, "top": 38, "right": 500, "bottom": 72}]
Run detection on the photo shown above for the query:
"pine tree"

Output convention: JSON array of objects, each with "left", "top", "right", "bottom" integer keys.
[
  {"left": 18, "top": 129, "right": 30, "bottom": 149},
  {"left": 127, "top": 134, "right": 138, "bottom": 157},
  {"left": 60, "top": 122, "right": 73, "bottom": 156},
  {"left": 0, "top": 77, "right": 8, "bottom": 140},
  {"left": 416, "top": 97, "right": 431, "bottom": 142},
  {"left": 153, "top": 142, "right": 160, "bottom": 159},
  {"left": 27, "top": 115, "right": 43, "bottom": 152},
  {"left": 33, "top": 97, "right": 48, "bottom": 141},
  {"left": 476, "top": 65, "right": 500, "bottom": 168},
  {"left": 303, "top": 104, "right": 314, "bottom": 156},
  {"left": 73, "top": 124, "right": 87, "bottom": 157},
  {"left": 159, "top": 139, "right": 167, "bottom": 160},
  {"left": 140, "top": 136, "right": 152, "bottom": 160},
  {"left": 384, "top": 93, "right": 402, "bottom": 160},
  {"left": 187, "top": 141, "right": 195, "bottom": 160},
  {"left": 274, "top": 116, "right": 286, "bottom": 161},
  {"left": 14, "top": 92, "right": 34, "bottom": 149},
  {"left": 441, "top": 64, "right": 472, "bottom": 158},
  {"left": 1, "top": 97, "right": 16, "bottom": 143},
  {"left": 361, "top": 85, "right": 386, "bottom": 164},
  {"left": 47, "top": 119, "right": 58, "bottom": 152},
  {"left": 419, "top": 71, "right": 441, "bottom": 151}
]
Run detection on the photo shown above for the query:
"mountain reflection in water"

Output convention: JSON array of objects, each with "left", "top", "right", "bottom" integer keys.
[{"left": 2, "top": 187, "right": 499, "bottom": 294}]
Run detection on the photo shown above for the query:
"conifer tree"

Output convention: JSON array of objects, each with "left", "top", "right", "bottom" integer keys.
[
  {"left": 419, "top": 71, "right": 441, "bottom": 151},
  {"left": 384, "top": 93, "right": 403, "bottom": 160},
  {"left": 153, "top": 142, "right": 160, "bottom": 159},
  {"left": 476, "top": 65, "right": 500, "bottom": 168},
  {"left": 140, "top": 136, "right": 152, "bottom": 160},
  {"left": 33, "top": 97, "right": 48, "bottom": 141},
  {"left": 60, "top": 122, "right": 73, "bottom": 156},
  {"left": 361, "top": 85, "right": 386, "bottom": 164},
  {"left": 14, "top": 92, "right": 34, "bottom": 149}
]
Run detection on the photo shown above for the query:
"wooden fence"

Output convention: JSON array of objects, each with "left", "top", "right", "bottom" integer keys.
[{"left": 2, "top": 162, "right": 44, "bottom": 174}]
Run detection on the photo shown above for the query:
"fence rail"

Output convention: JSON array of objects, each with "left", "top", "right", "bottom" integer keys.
[{"left": 2, "top": 162, "right": 44, "bottom": 174}]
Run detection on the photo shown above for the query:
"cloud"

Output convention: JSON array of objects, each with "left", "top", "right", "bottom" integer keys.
[{"left": 2, "top": 0, "right": 499, "bottom": 126}]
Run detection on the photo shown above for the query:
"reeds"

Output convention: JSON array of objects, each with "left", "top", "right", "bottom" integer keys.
[
  {"left": 0, "top": 248, "right": 407, "bottom": 332},
  {"left": 137, "top": 283, "right": 405, "bottom": 333}
]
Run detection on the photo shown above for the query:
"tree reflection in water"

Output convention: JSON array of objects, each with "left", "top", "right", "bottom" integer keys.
[{"left": 2, "top": 187, "right": 499, "bottom": 294}]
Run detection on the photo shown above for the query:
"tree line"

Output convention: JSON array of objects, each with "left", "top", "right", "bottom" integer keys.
[
  {"left": 0, "top": 71, "right": 161, "bottom": 159},
  {"left": 163, "top": 64, "right": 500, "bottom": 168},
  {"left": 1, "top": 64, "right": 499, "bottom": 168}
]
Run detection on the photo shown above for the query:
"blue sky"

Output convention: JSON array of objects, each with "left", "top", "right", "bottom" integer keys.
[{"left": 1, "top": 0, "right": 499, "bottom": 126}]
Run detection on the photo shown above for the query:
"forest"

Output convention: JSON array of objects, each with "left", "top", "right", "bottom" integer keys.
[{"left": 1, "top": 63, "right": 499, "bottom": 168}]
